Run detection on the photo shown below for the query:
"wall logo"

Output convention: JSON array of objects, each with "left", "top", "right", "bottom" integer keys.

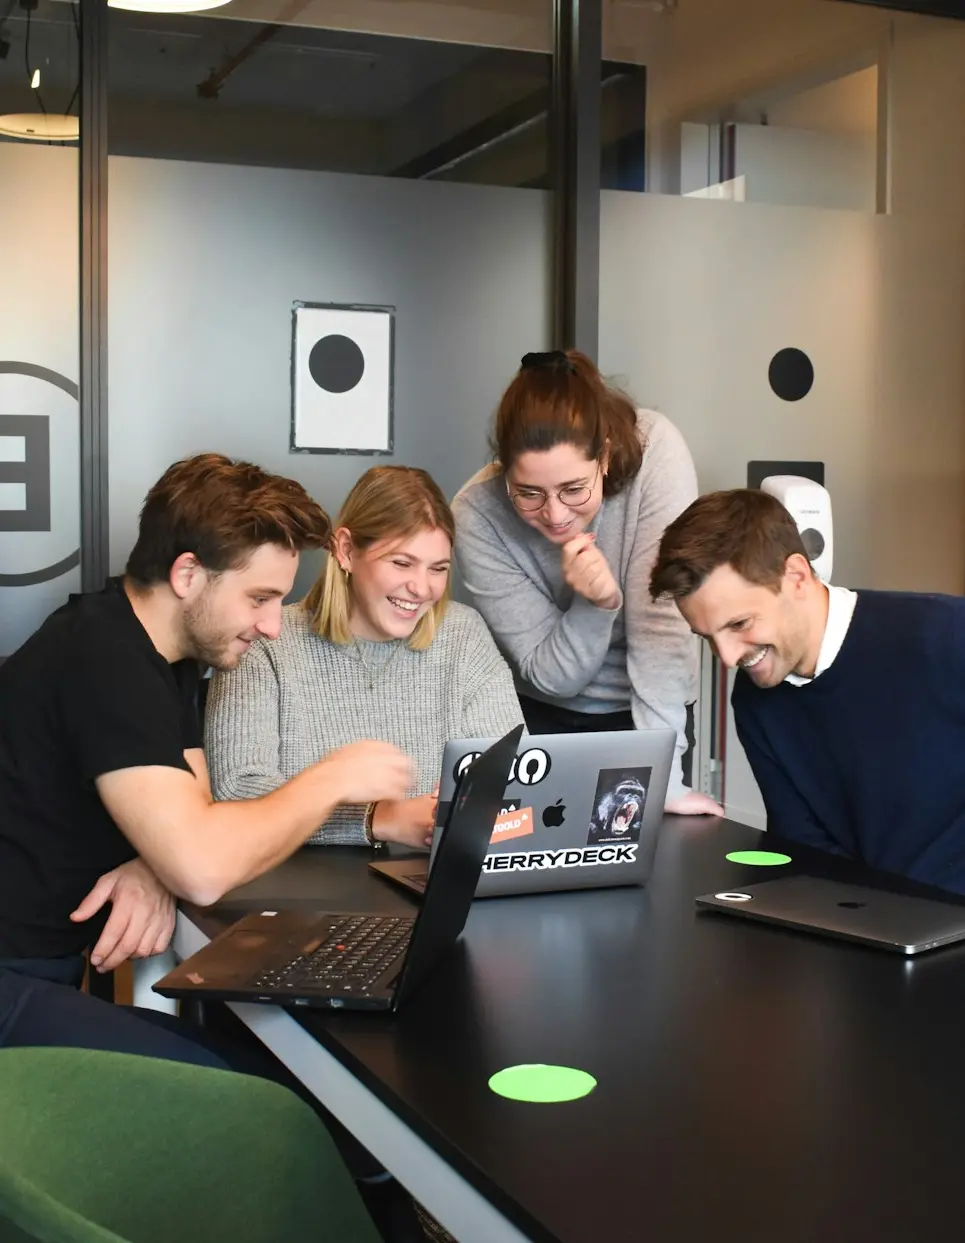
[{"left": 0, "top": 362, "right": 79, "bottom": 587}]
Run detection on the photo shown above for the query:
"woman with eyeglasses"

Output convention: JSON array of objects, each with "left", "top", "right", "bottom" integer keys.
[{"left": 453, "top": 349, "right": 722, "bottom": 816}]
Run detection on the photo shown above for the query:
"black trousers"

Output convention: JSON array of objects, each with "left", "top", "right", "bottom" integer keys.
[
  {"left": 0, "top": 956, "right": 231, "bottom": 1068},
  {"left": 518, "top": 694, "right": 695, "bottom": 788}
]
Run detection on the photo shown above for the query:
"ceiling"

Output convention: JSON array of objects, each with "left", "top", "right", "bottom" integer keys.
[{"left": 0, "top": 1, "right": 510, "bottom": 116}]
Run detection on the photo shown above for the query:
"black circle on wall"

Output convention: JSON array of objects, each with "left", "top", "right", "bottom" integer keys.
[
  {"left": 768, "top": 348, "right": 814, "bottom": 402},
  {"left": 308, "top": 334, "right": 365, "bottom": 394}
]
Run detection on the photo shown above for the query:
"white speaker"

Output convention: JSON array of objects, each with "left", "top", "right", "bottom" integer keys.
[{"left": 760, "top": 474, "right": 833, "bottom": 582}]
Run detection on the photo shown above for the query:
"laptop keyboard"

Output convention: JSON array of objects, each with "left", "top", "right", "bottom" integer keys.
[{"left": 251, "top": 915, "right": 413, "bottom": 995}]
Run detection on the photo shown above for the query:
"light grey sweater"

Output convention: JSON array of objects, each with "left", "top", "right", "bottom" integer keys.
[
  {"left": 204, "top": 601, "right": 524, "bottom": 845},
  {"left": 452, "top": 408, "right": 698, "bottom": 800}
]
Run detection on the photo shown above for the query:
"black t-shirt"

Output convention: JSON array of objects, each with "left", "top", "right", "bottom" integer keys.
[{"left": 0, "top": 579, "right": 201, "bottom": 959}]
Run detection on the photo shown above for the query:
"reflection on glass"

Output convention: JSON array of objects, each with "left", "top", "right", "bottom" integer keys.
[
  {"left": 605, "top": 0, "right": 889, "bottom": 211},
  {"left": 0, "top": 0, "right": 79, "bottom": 145},
  {"left": 108, "top": 5, "right": 552, "bottom": 187},
  {"left": 678, "top": 64, "right": 879, "bottom": 212}
]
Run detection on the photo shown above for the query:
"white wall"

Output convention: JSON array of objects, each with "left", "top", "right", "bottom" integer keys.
[
  {"left": 679, "top": 119, "right": 877, "bottom": 211},
  {"left": 601, "top": 12, "right": 965, "bottom": 825},
  {"left": 766, "top": 65, "right": 878, "bottom": 135},
  {"left": 0, "top": 144, "right": 80, "bottom": 657},
  {"left": 733, "top": 124, "right": 876, "bottom": 212},
  {"left": 601, "top": 195, "right": 883, "bottom": 583},
  {"left": 108, "top": 159, "right": 550, "bottom": 596}
]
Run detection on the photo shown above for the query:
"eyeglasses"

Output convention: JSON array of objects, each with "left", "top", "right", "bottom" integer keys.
[{"left": 506, "top": 462, "right": 601, "bottom": 513}]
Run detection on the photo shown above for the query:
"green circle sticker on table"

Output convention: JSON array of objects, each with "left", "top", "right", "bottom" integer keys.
[
  {"left": 488, "top": 1064, "right": 597, "bottom": 1103},
  {"left": 725, "top": 850, "right": 792, "bottom": 866}
]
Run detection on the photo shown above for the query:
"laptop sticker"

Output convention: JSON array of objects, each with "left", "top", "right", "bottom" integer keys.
[
  {"left": 491, "top": 803, "right": 535, "bottom": 844},
  {"left": 481, "top": 843, "right": 637, "bottom": 872},
  {"left": 453, "top": 746, "right": 551, "bottom": 787},
  {"left": 586, "top": 767, "right": 652, "bottom": 846}
]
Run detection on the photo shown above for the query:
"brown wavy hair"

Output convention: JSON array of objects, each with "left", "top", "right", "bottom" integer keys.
[
  {"left": 650, "top": 489, "right": 808, "bottom": 600},
  {"left": 491, "top": 350, "right": 643, "bottom": 495},
  {"left": 304, "top": 465, "right": 455, "bottom": 651},
  {"left": 126, "top": 453, "right": 331, "bottom": 586}
]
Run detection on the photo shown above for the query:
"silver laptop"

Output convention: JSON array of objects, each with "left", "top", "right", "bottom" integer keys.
[
  {"left": 370, "top": 729, "right": 675, "bottom": 899},
  {"left": 695, "top": 874, "right": 965, "bottom": 955}
]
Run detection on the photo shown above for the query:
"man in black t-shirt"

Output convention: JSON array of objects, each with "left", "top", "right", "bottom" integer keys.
[{"left": 0, "top": 453, "right": 412, "bottom": 1063}]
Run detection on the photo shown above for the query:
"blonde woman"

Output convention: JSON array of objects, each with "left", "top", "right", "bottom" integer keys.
[{"left": 205, "top": 466, "right": 523, "bottom": 849}]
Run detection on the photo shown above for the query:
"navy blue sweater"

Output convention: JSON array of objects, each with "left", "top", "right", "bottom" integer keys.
[{"left": 732, "top": 590, "right": 965, "bottom": 894}]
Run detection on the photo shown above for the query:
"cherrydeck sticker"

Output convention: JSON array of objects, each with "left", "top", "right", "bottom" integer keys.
[
  {"left": 481, "top": 844, "right": 638, "bottom": 872},
  {"left": 586, "top": 767, "right": 651, "bottom": 846}
]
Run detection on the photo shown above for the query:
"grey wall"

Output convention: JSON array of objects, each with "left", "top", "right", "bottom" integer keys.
[
  {"left": 0, "top": 143, "right": 80, "bottom": 657},
  {"left": 600, "top": 16, "right": 965, "bottom": 826},
  {"left": 108, "top": 158, "right": 551, "bottom": 595}
]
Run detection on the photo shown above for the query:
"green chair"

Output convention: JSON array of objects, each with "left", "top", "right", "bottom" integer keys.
[{"left": 0, "top": 1047, "right": 382, "bottom": 1243}]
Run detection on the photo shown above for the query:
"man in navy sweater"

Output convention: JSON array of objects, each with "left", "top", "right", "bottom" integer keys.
[{"left": 649, "top": 488, "right": 965, "bottom": 894}]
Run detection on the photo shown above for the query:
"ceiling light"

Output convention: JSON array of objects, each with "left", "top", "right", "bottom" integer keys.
[
  {"left": 30, "top": 68, "right": 39, "bottom": 88},
  {"left": 0, "top": 113, "right": 78, "bottom": 142},
  {"left": 107, "top": 0, "right": 232, "bottom": 12}
]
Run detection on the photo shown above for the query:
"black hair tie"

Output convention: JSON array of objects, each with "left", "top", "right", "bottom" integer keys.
[{"left": 520, "top": 350, "right": 574, "bottom": 373}]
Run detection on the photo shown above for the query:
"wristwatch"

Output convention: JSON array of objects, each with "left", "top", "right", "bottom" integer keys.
[{"left": 364, "top": 803, "right": 385, "bottom": 850}]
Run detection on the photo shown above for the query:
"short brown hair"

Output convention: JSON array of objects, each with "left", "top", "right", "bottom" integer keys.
[
  {"left": 650, "top": 489, "right": 808, "bottom": 600},
  {"left": 492, "top": 350, "right": 643, "bottom": 495},
  {"left": 304, "top": 465, "right": 454, "bottom": 651},
  {"left": 126, "top": 453, "right": 331, "bottom": 586}
]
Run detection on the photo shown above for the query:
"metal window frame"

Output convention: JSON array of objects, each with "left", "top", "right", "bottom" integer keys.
[
  {"left": 552, "top": 0, "right": 602, "bottom": 357},
  {"left": 79, "top": 0, "right": 109, "bottom": 592}
]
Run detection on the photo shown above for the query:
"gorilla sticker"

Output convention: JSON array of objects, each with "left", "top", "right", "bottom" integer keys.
[{"left": 586, "top": 767, "right": 652, "bottom": 846}]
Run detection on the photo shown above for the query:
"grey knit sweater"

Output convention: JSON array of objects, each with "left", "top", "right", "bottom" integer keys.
[
  {"left": 452, "top": 408, "right": 698, "bottom": 801},
  {"left": 204, "top": 601, "right": 524, "bottom": 845}
]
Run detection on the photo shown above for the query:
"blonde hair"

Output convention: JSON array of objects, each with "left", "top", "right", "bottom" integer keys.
[{"left": 304, "top": 466, "right": 455, "bottom": 651}]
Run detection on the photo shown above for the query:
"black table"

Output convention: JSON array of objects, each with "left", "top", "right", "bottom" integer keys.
[{"left": 174, "top": 817, "right": 965, "bottom": 1243}]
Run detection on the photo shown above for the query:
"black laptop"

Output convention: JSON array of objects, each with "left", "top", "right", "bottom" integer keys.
[{"left": 154, "top": 725, "right": 523, "bottom": 1012}]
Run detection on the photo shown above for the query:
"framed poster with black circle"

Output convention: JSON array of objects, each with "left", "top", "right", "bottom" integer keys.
[{"left": 290, "top": 301, "right": 394, "bottom": 455}]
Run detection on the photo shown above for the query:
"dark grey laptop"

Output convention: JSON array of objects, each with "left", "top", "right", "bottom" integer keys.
[
  {"left": 154, "top": 725, "right": 523, "bottom": 1011},
  {"left": 370, "top": 729, "right": 674, "bottom": 899},
  {"left": 696, "top": 874, "right": 965, "bottom": 955}
]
